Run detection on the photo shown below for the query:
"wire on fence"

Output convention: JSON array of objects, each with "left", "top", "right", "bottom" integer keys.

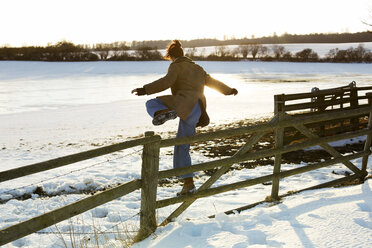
[
  {"left": 35, "top": 212, "right": 140, "bottom": 235},
  {"left": 1, "top": 148, "right": 143, "bottom": 198}
]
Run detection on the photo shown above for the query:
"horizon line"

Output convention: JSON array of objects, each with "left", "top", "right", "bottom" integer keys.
[{"left": 1, "top": 30, "right": 371, "bottom": 48}]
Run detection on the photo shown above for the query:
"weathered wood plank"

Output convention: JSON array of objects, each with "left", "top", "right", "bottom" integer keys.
[
  {"left": 283, "top": 97, "right": 358, "bottom": 112},
  {"left": 157, "top": 151, "right": 369, "bottom": 209},
  {"left": 271, "top": 114, "right": 285, "bottom": 200},
  {"left": 350, "top": 86, "right": 360, "bottom": 130},
  {"left": 280, "top": 85, "right": 372, "bottom": 104},
  {"left": 0, "top": 136, "right": 159, "bottom": 183},
  {"left": 158, "top": 128, "right": 371, "bottom": 179},
  {"left": 280, "top": 83, "right": 357, "bottom": 102},
  {"left": 293, "top": 122, "right": 364, "bottom": 176},
  {"left": 208, "top": 172, "right": 363, "bottom": 218},
  {"left": 160, "top": 117, "right": 278, "bottom": 148},
  {"left": 157, "top": 174, "right": 273, "bottom": 209},
  {"left": 299, "top": 173, "right": 361, "bottom": 191},
  {"left": 280, "top": 88, "right": 347, "bottom": 101},
  {"left": 0, "top": 180, "right": 141, "bottom": 246},
  {"left": 159, "top": 116, "right": 277, "bottom": 226},
  {"left": 159, "top": 106, "right": 372, "bottom": 148},
  {"left": 279, "top": 151, "right": 369, "bottom": 179},
  {"left": 357, "top": 86, "right": 372, "bottom": 91},
  {"left": 136, "top": 132, "right": 161, "bottom": 242},
  {"left": 280, "top": 106, "right": 372, "bottom": 129},
  {"left": 362, "top": 93, "right": 372, "bottom": 173},
  {"left": 158, "top": 115, "right": 369, "bottom": 224}
]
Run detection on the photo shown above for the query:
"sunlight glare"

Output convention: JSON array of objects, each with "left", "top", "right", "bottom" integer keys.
[{"left": 0, "top": 0, "right": 370, "bottom": 46}]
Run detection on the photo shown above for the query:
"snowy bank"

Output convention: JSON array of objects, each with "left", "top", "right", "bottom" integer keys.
[{"left": 134, "top": 179, "right": 372, "bottom": 248}]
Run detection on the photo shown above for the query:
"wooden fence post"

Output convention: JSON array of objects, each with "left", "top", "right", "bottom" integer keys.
[
  {"left": 350, "top": 82, "right": 359, "bottom": 130},
  {"left": 361, "top": 93, "right": 372, "bottom": 175},
  {"left": 135, "top": 131, "right": 161, "bottom": 242},
  {"left": 317, "top": 94, "right": 326, "bottom": 136},
  {"left": 271, "top": 95, "right": 285, "bottom": 201},
  {"left": 274, "top": 94, "right": 284, "bottom": 116}
]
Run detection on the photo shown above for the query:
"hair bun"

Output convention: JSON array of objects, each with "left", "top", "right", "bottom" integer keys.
[
  {"left": 173, "top": 40, "right": 182, "bottom": 48},
  {"left": 165, "top": 40, "right": 184, "bottom": 59}
]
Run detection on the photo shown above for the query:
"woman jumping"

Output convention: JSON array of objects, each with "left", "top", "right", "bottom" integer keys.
[{"left": 131, "top": 40, "right": 238, "bottom": 195}]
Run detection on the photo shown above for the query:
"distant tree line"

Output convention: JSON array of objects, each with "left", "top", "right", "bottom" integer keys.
[
  {"left": 239, "top": 32, "right": 372, "bottom": 45},
  {"left": 130, "top": 31, "right": 372, "bottom": 49},
  {"left": 0, "top": 41, "right": 100, "bottom": 61},
  {"left": 1, "top": 34, "right": 372, "bottom": 63},
  {"left": 0, "top": 41, "right": 163, "bottom": 61},
  {"left": 183, "top": 43, "right": 372, "bottom": 63}
]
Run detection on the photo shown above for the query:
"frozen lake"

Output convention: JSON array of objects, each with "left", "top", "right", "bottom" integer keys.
[
  {"left": 1, "top": 60, "right": 371, "bottom": 155},
  {"left": 1, "top": 60, "right": 372, "bottom": 116},
  {"left": 1, "top": 60, "right": 372, "bottom": 144}
]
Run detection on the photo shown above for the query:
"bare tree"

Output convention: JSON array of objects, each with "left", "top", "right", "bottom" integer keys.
[
  {"left": 282, "top": 51, "right": 292, "bottom": 60},
  {"left": 249, "top": 44, "right": 262, "bottom": 59},
  {"left": 135, "top": 46, "right": 162, "bottom": 60},
  {"left": 258, "top": 46, "right": 269, "bottom": 58},
  {"left": 238, "top": 45, "right": 250, "bottom": 59},
  {"left": 326, "top": 44, "right": 368, "bottom": 62},
  {"left": 295, "top": 48, "right": 319, "bottom": 62},
  {"left": 326, "top": 48, "right": 339, "bottom": 61},
  {"left": 272, "top": 45, "right": 286, "bottom": 59},
  {"left": 215, "top": 45, "right": 230, "bottom": 57},
  {"left": 98, "top": 50, "right": 109, "bottom": 60},
  {"left": 354, "top": 44, "right": 367, "bottom": 61},
  {"left": 185, "top": 47, "right": 198, "bottom": 58},
  {"left": 231, "top": 47, "right": 240, "bottom": 58},
  {"left": 199, "top": 48, "right": 207, "bottom": 58}
]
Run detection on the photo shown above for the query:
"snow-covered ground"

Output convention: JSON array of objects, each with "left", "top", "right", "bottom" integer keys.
[
  {"left": 0, "top": 60, "right": 372, "bottom": 247},
  {"left": 135, "top": 180, "right": 372, "bottom": 248}
]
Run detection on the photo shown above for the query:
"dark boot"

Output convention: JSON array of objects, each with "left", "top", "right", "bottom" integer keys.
[
  {"left": 177, "top": 177, "right": 196, "bottom": 196},
  {"left": 153, "top": 109, "right": 177, "bottom": 126}
]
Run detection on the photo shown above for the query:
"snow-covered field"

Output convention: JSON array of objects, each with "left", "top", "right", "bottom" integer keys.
[{"left": 0, "top": 59, "right": 372, "bottom": 247}]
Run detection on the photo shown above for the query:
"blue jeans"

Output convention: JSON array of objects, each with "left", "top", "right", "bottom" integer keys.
[{"left": 145, "top": 98, "right": 202, "bottom": 178}]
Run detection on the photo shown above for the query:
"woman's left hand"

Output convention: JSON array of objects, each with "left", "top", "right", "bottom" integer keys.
[
  {"left": 131, "top": 88, "right": 146, "bottom": 96},
  {"left": 230, "top": 88, "right": 238, "bottom": 96}
]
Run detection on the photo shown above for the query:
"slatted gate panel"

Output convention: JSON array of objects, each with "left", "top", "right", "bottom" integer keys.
[{"left": 274, "top": 82, "right": 372, "bottom": 145}]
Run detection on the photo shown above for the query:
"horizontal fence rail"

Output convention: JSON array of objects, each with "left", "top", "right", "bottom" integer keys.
[
  {"left": 0, "top": 180, "right": 141, "bottom": 245},
  {"left": 158, "top": 128, "right": 371, "bottom": 180},
  {"left": 160, "top": 106, "right": 372, "bottom": 147},
  {"left": 278, "top": 85, "right": 372, "bottom": 102},
  {"left": 157, "top": 150, "right": 370, "bottom": 209},
  {"left": 0, "top": 135, "right": 160, "bottom": 183},
  {"left": 284, "top": 98, "right": 358, "bottom": 111}
]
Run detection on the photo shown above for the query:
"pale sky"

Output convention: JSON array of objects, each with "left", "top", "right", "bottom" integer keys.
[{"left": 1, "top": 0, "right": 371, "bottom": 47}]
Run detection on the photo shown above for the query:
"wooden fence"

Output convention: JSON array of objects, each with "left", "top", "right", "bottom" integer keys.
[
  {"left": 275, "top": 82, "right": 372, "bottom": 142},
  {"left": 0, "top": 91, "right": 372, "bottom": 246}
]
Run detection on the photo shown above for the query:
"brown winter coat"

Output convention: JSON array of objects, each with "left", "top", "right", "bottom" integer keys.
[{"left": 143, "top": 56, "right": 234, "bottom": 127}]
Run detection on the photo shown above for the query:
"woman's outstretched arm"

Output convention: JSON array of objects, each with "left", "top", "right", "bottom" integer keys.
[{"left": 205, "top": 74, "right": 238, "bottom": 95}]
